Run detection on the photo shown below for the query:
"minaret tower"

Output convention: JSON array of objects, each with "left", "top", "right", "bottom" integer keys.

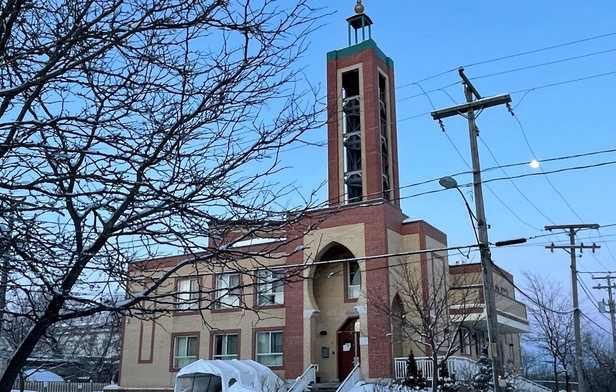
[{"left": 326, "top": 0, "right": 400, "bottom": 208}]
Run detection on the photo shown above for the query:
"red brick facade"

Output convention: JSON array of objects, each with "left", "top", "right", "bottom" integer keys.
[{"left": 326, "top": 45, "right": 400, "bottom": 208}]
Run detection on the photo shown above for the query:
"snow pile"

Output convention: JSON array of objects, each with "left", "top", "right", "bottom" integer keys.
[
  {"left": 347, "top": 381, "right": 375, "bottom": 392},
  {"left": 348, "top": 380, "right": 454, "bottom": 392}
]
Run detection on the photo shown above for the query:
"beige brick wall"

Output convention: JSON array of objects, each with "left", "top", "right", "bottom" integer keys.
[
  {"left": 303, "top": 223, "right": 368, "bottom": 381},
  {"left": 120, "top": 253, "right": 290, "bottom": 387}
]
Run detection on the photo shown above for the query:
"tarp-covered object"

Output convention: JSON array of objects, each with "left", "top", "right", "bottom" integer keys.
[
  {"left": 175, "top": 359, "right": 285, "bottom": 392},
  {"left": 23, "top": 369, "right": 64, "bottom": 382}
]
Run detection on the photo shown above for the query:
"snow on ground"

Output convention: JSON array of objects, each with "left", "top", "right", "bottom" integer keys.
[{"left": 348, "top": 381, "right": 376, "bottom": 392}]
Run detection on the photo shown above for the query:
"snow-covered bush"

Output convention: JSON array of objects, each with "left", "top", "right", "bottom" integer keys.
[
  {"left": 463, "top": 350, "right": 516, "bottom": 392},
  {"left": 436, "top": 361, "right": 458, "bottom": 392}
]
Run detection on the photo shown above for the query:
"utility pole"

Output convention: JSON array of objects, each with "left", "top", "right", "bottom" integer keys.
[
  {"left": 545, "top": 224, "right": 600, "bottom": 392},
  {"left": 592, "top": 274, "right": 616, "bottom": 366},
  {"left": 431, "top": 68, "right": 511, "bottom": 392}
]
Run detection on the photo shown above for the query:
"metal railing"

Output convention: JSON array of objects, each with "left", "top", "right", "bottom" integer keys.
[
  {"left": 510, "top": 376, "right": 552, "bottom": 392},
  {"left": 11, "top": 381, "right": 108, "bottom": 392},
  {"left": 393, "top": 356, "right": 477, "bottom": 380},
  {"left": 393, "top": 356, "right": 550, "bottom": 392},
  {"left": 335, "top": 364, "right": 361, "bottom": 392},
  {"left": 287, "top": 364, "right": 318, "bottom": 392}
]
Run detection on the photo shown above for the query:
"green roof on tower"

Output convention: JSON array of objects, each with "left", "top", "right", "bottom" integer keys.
[{"left": 326, "top": 1, "right": 393, "bottom": 67}]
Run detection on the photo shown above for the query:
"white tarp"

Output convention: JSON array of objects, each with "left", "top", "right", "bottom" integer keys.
[
  {"left": 175, "top": 359, "right": 285, "bottom": 392},
  {"left": 234, "top": 360, "right": 283, "bottom": 392},
  {"left": 23, "top": 369, "right": 64, "bottom": 382}
]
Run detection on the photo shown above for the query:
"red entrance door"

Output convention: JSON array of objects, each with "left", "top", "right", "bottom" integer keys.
[{"left": 337, "top": 319, "right": 360, "bottom": 381}]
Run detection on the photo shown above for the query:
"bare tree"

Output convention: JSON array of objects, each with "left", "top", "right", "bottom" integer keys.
[
  {"left": 523, "top": 273, "right": 575, "bottom": 392},
  {"left": 369, "top": 254, "right": 480, "bottom": 392},
  {"left": 520, "top": 345, "right": 546, "bottom": 379},
  {"left": 0, "top": 0, "right": 326, "bottom": 388},
  {"left": 582, "top": 329, "right": 616, "bottom": 392}
]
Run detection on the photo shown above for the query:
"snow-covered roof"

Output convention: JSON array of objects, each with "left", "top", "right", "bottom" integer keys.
[
  {"left": 402, "top": 217, "right": 421, "bottom": 224},
  {"left": 175, "top": 359, "right": 284, "bottom": 392},
  {"left": 229, "top": 237, "right": 286, "bottom": 248},
  {"left": 23, "top": 369, "right": 64, "bottom": 382}
]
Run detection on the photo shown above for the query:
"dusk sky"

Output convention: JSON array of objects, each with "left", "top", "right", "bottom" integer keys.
[{"left": 275, "top": 1, "right": 616, "bottom": 332}]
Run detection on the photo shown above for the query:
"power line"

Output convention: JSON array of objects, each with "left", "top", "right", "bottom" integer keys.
[
  {"left": 490, "top": 260, "right": 574, "bottom": 315},
  {"left": 7, "top": 248, "right": 484, "bottom": 290},
  {"left": 14, "top": 151, "right": 616, "bottom": 229},
  {"left": 577, "top": 275, "right": 610, "bottom": 320},
  {"left": 594, "top": 228, "right": 616, "bottom": 266},
  {"left": 8, "top": 244, "right": 482, "bottom": 288},
  {"left": 482, "top": 147, "right": 616, "bottom": 172},
  {"left": 501, "top": 233, "right": 616, "bottom": 249},
  {"left": 509, "top": 113, "right": 585, "bottom": 222},
  {"left": 13, "top": 151, "right": 616, "bottom": 243},
  {"left": 479, "top": 135, "right": 553, "bottom": 228},
  {"left": 441, "top": 129, "right": 527, "bottom": 228},
  {"left": 471, "top": 48, "right": 616, "bottom": 81},
  {"left": 396, "top": 31, "right": 616, "bottom": 91},
  {"left": 515, "top": 239, "right": 616, "bottom": 249},
  {"left": 577, "top": 227, "right": 616, "bottom": 272},
  {"left": 478, "top": 159, "right": 616, "bottom": 186},
  {"left": 286, "top": 69, "right": 616, "bottom": 156},
  {"left": 510, "top": 70, "right": 616, "bottom": 96},
  {"left": 581, "top": 311, "right": 612, "bottom": 336},
  {"left": 398, "top": 69, "right": 616, "bottom": 106},
  {"left": 460, "top": 32, "right": 616, "bottom": 68},
  {"left": 396, "top": 158, "right": 616, "bottom": 204}
]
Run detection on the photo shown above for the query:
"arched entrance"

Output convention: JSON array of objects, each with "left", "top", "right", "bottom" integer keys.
[
  {"left": 337, "top": 317, "right": 360, "bottom": 380},
  {"left": 311, "top": 243, "right": 361, "bottom": 382}
]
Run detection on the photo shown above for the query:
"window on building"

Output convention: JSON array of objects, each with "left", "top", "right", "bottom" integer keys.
[
  {"left": 212, "top": 334, "right": 238, "bottom": 360},
  {"left": 215, "top": 273, "right": 240, "bottom": 309},
  {"left": 347, "top": 261, "right": 360, "bottom": 299},
  {"left": 173, "top": 335, "right": 198, "bottom": 369},
  {"left": 459, "top": 327, "right": 471, "bottom": 354},
  {"left": 474, "top": 331, "right": 485, "bottom": 356},
  {"left": 255, "top": 331, "right": 282, "bottom": 366},
  {"left": 176, "top": 278, "right": 199, "bottom": 310},
  {"left": 257, "top": 269, "right": 284, "bottom": 306}
]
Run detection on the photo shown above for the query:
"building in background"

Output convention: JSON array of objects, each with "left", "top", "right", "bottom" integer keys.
[{"left": 3, "top": 310, "right": 120, "bottom": 383}]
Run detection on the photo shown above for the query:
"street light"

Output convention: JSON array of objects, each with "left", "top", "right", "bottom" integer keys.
[
  {"left": 439, "top": 177, "right": 479, "bottom": 242},
  {"left": 439, "top": 175, "right": 506, "bottom": 389},
  {"left": 438, "top": 176, "right": 459, "bottom": 190}
]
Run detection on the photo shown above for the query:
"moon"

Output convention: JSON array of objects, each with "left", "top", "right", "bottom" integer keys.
[{"left": 530, "top": 159, "right": 540, "bottom": 169}]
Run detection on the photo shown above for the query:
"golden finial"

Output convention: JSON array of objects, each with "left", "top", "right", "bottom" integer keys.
[{"left": 354, "top": 0, "right": 364, "bottom": 14}]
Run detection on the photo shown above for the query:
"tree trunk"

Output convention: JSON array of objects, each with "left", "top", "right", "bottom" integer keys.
[
  {"left": 432, "top": 351, "right": 439, "bottom": 392},
  {"left": 553, "top": 359, "right": 559, "bottom": 392},
  {"left": 0, "top": 296, "right": 61, "bottom": 391}
]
